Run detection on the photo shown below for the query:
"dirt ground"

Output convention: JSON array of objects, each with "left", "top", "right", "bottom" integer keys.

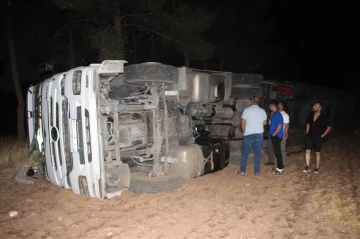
[{"left": 1, "top": 136, "right": 360, "bottom": 239}]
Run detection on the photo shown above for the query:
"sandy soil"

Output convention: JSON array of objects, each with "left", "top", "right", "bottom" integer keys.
[{"left": 1, "top": 136, "right": 360, "bottom": 239}]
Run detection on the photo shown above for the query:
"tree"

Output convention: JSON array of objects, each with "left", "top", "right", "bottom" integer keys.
[
  {"left": 52, "top": 0, "right": 214, "bottom": 66},
  {"left": 203, "top": 0, "right": 278, "bottom": 74},
  {"left": 3, "top": 1, "right": 26, "bottom": 140},
  {"left": 52, "top": 10, "right": 96, "bottom": 68},
  {"left": 150, "top": 1, "right": 215, "bottom": 67},
  {"left": 0, "top": 0, "right": 88, "bottom": 137}
]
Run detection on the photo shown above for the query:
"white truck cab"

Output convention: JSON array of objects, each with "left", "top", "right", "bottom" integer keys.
[{"left": 28, "top": 61, "right": 129, "bottom": 198}]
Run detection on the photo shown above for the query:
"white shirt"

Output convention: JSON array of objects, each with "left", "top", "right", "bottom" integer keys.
[
  {"left": 280, "top": 111, "right": 290, "bottom": 133},
  {"left": 241, "top": 105, "right": 267, "bottom": 136}
]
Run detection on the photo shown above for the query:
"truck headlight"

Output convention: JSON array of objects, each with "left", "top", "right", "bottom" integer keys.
[{"left": 72, "top": 70, "right": 82, "bottom": 95}]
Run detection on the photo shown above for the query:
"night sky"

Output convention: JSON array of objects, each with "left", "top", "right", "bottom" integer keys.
[
  {"left": 0, "top": 0, "right": 359, "bottom": 135},
  {"left": 188, "top": 0, "right": 359, "bottom": 88},
  {"left": 270, "top": 0, "right": 359, "bottom": 88}
]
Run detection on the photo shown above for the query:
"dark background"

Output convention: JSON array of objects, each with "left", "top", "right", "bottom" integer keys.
[{"left": 1, "top": 0, "right": 359, "bottom": 135}]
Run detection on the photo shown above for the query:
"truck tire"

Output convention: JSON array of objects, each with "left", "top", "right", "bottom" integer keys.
[
  {"left": 124, "top": 62, "right": 178, "bottom": 85},
  {"left": 129, "top": 172, "right": 182, "bottom": 194}
]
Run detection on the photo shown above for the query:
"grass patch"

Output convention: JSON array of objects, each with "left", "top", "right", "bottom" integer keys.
[
  {"left": 324, "top": 193, "right": 360, "bottom": 230},
  {"left": 0, "top": 136, "right": 30, "bottom": 169}
]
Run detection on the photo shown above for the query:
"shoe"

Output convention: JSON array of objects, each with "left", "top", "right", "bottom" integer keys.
[
  {"left": 314, "top": 168, "right": 319, "bottom": 174},
  {"left": 273, "top": 168, "right": 283, "bottom": 175},
  {"left": 255, "top": 173, "right": 260, "bottom": 176},
  {"left": 303, "top": 166, "right": 311, "bottom": 173},
  {"left": 264, "top": 162, "right": 275, "bottom": 166},
  {"left": 238, "top": 172, "right": 245, "bottom": 176},
  {"left": 270, "top": 167, "right": 276, "bottom": 171}
]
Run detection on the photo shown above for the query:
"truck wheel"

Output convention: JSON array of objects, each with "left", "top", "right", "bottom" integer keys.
[
  {"left": 124, "top": 62, "right": 178, "bottom": 85},
  {"left": 129, "top": 172, "right": 182, "bottom": 194}
]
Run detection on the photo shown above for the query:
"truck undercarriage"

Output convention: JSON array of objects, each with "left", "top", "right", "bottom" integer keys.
[{"left": 98, "top": 62, "right": 238, "bottom": 196}]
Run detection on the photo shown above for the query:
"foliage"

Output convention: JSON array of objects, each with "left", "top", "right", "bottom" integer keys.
[
  {"left": 158, "top": 1, "right": 215, "bottom": 62},
  {"left": 206, "top": 0, "right": 279, "bottom": 73},
  {"left": 51, "top": 0, "right": 215, "bottom": 64},
  {"left": 0, "top": 0, "right": 287, "bottom": 93},
  {"left": 0, "top": 137, "right": 29, "bottom": 168},
  {"left": 88, "top": 28, "right": 126, "bottom": 61}
]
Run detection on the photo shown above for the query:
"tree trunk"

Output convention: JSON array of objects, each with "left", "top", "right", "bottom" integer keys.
[
  {"left": 68, "top": 28, "right": 75, "bottom": 68},
  {"left": 132, "top": 31, "right": 137, "bottom": 63},
  {"left": 219, "top": 58, "right": 225, "bottom": 71},
  {"left": 203, "top": 61, "right": 207, "bottom": 70},
  {"left": 114, "top": 10, "right": 122, "bottom": 37},
  {"left": 5, "top": 4, "right": 25, "bottom": 140},
  {"left": 184, "top": 52, "right": 190, "bottom": 67}
]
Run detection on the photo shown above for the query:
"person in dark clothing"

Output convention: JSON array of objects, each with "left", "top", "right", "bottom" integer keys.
[
  {"left": 268, "top": 100, "right": 284, "bottom": 174},
  {"left": 264, "top": 111, "right": 276, "bottom": 166},
  {"left": 303, "top": 102, "right": 331, "bottom": 174}
]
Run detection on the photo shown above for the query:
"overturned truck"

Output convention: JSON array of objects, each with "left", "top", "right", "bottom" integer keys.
[{"left": 27, "top": 61, "right": 259, "bottom": 198}]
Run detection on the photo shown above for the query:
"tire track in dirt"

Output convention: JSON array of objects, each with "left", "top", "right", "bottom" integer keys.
[
  {"left": 285, "top": 138, "right": 360, "bottom": 239},
  {"left": 343, "top": 141, "right": 360, "bottom": 214},
  {"left": 2, "top": 136, "right": 360, "bottom": 239},
  {"left": 335, "top": 140, "right": 360, "bottom": 236},
  {"left": 277, "top": 149, "right": 338, "bottom": 239},
  {"left": 283, "top": 170, "right": 320, "bottom": 238}
]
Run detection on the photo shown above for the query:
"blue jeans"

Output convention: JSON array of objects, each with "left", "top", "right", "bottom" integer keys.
[{"left": 240, "top": 133, "right": 264, "bottom": 174}]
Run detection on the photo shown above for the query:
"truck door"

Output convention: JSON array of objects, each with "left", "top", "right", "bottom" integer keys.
[
  {"left": 27, "top": 86, "right": 37, "bottom": 143},
  {"left": 27, "top": 84, "right": 44, "bottom": 153}
]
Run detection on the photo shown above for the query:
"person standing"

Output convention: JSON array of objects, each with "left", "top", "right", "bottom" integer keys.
[
  {"left": 239, "top": 96, "right": 267, "bottom": 176},
  {"left": 264, "top": 101, "right": 289, "bottom": 168},
  {"left": 264, "top": 111, "right": 276, "bottom": 166},
  {"left": 278, "top": 101, "right": 290, "bottom": 168},
  {"left": 269, "top": 100, "right": 284, "bottom": 174},
  {"left": 303, "top": 102, "right": 331, "bottom": 174}
]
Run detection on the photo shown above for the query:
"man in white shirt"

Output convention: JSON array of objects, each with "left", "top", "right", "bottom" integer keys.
[
  {"left": 278, "top": 101, "right": 290, "bottom": 166},
  {"left": 239, "top": 96, "right": 267, "bottom": 176}
]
